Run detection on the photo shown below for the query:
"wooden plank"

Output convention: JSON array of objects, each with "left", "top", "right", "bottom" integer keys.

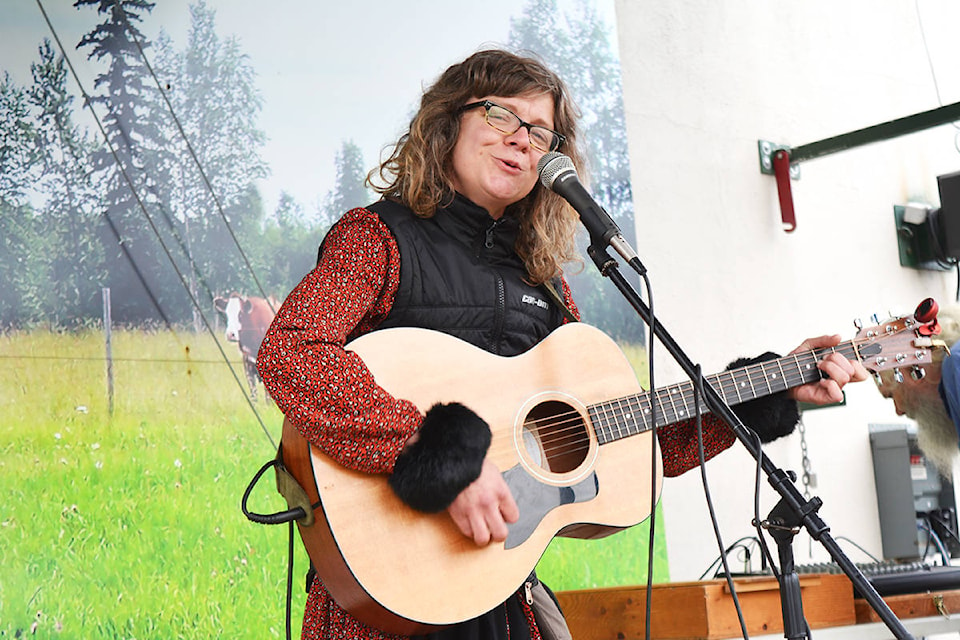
[
  {"left": 556, "top": 575, "right": 856, "bottom": 639},
  {"left": 855, "top": 589, "right": 960, "bottom": 624}
]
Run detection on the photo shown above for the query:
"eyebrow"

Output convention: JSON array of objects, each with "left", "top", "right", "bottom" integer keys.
[{"left": 494, "top": 99, "right": 555, "bottom": 129}]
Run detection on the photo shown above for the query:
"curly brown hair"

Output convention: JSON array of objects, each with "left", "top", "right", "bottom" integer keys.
[{"left": 369, "top": 48, "right": 585, "bottom": 284}]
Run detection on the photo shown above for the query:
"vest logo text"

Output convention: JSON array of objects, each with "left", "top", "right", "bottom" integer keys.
[{"left": 522, "top": 295, "right": 549, "bottom": 310}]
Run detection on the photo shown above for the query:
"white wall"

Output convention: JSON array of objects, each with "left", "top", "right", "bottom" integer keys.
[{"left": 614, "top": 0, "right": 960, "bottom": 582}]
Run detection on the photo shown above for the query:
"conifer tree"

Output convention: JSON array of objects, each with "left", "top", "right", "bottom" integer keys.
[
  {"left": 30, "top": 39, "right": 105, "bottom": 325},
  {"left": 509, "top": 0, "right": 642, "bottom": 342}
]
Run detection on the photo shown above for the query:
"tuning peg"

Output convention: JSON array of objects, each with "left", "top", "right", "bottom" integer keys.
[
  {"left": 911, "top": 365, "right": 926, "bottom": 381},
  {"left": 893, "top": 369, "right": 904, "bottom": 384},
  {"left": 915, "top": 298, "right": 939, "bottom": 323}
]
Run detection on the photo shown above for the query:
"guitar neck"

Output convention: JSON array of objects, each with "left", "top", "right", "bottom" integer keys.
[{"left": 590, "top": 341, "right": 861, "bottom": 445}]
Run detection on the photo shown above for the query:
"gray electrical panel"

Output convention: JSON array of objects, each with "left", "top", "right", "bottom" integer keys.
[{"left": 868, "top": 423, "right": 957, "bottom": 561}]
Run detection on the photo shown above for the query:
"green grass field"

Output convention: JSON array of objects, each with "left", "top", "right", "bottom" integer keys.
[{"left": 0, "top": 329, "right": 666, "bottom": 639}]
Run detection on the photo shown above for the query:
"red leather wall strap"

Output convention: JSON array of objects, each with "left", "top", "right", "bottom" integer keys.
[{"left": 773, "top": 150, "right": 796, "bottom": 232}]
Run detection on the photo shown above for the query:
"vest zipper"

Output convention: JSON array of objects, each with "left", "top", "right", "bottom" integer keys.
[
  {"left": 483, "top": 218, "right": 505, "bottom": 252},
  {"left": 479, "top": 218, "right": 507, "bottom": 354},
  {"left": 492, "top": 275, "right": 506, "bottom": 354}
]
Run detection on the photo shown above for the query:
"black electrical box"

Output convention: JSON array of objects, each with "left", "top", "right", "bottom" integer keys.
[
  {"left": 936, "top": 170, "right": 960, "bottom": 260},
  {"left": 894, "top": 204, "right": 950, "bottom": 271}
]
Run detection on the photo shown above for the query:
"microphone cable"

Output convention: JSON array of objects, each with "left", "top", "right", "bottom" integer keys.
[
  {"left": 641, "top": 270, "right": 657, "bottom": 640},
  {"left": 692, "top": 365, "right": 752, "bottom": 640}
]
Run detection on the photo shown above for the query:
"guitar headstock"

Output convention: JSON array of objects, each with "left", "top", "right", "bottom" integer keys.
[{"left": 854, "top": 298, "right": 950, "bottom": 382}]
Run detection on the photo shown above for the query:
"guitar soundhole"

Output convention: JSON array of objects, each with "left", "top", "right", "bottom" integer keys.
[{"left": 522, "top": 400, "right": 589, "bottom": 474}]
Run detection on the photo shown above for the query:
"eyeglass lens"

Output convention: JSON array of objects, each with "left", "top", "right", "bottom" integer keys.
[{"left": 484, "top": 103, "right": 559, "bottom": 152}]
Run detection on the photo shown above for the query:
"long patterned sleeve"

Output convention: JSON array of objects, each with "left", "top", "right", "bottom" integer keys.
[
  {"left": 656, "top": 413, "right": 737, "bottom": 477},
  {"left": 257, "top": 208, "right": 421, "bottom": 474}
]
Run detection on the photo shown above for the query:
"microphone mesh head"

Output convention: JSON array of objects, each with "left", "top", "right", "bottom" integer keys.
[{"left": 537, "top": 152, "right": 575, "bottom": 189}]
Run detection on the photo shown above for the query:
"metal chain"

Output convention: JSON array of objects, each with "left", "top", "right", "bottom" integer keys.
[
  {"left": 798, "top": 416, "right": 816, "bottom": 500},
  {"left": 798, "top": 416, "right": 818, "bottom": 556}
]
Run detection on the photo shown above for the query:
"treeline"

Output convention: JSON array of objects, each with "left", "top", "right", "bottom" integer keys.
[
  {"left": 1, "top": 0, "right": 643, "bottom": 342},
  {"left": 509, "top": 0, "right": 643, "bottom": 342},
  {"left": 0, "top": 0, "right": 361, "bottom": 329}
]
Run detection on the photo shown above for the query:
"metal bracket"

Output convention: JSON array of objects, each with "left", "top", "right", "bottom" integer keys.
[
  {"left": 758, "top": 140, "right": 801, "bottom": 179},
  {"left": 759, "top": 100, "right": 960, "bottom": 233}
]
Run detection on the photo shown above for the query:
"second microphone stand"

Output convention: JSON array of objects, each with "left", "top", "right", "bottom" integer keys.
[{"left": 585, "top": 242, "right": 913, "bottom": 640}]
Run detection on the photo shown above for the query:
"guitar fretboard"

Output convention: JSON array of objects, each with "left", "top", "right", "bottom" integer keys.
[{"left": 589, "top": 342, "right": 863, "bottom": 445}]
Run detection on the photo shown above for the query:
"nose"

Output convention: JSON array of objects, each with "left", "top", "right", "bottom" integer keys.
[
  {"left": 892, "top": 399, "right": 906, "bottom": 416},
  {"left": 504, "top": 126, "right": 532, "bottom": 149}
]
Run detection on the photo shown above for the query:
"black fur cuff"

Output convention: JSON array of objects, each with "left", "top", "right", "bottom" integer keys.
[
  {"left": 388, "top": 402, "right": 492, "bottom": 513},
  {"left": 726, "top": 352, "right": 800, "bottom": 443}
]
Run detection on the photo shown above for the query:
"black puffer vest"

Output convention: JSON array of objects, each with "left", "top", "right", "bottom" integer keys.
[{"left": 370, "top": 196, "right": 565, "bottom": 356}]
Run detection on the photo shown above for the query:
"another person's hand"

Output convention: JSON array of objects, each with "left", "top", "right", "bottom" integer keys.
[
  {"left": 787, "top": 334, "right": 869, "bottom": 405},
  {"left": 448, "top": 458, "right": 519, "bottom": 546}
]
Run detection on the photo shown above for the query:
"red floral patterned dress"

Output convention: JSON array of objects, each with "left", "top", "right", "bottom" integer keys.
[{"left": 257, "top": 207, "right": 737, "bottom": 639}]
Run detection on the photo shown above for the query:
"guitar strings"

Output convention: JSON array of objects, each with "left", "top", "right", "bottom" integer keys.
[
  {"left": 484, "top": 337, "right": 900, "bottom": 463},
  {"left": 494, "top": 345, "right": 827, "bottom": 456}
]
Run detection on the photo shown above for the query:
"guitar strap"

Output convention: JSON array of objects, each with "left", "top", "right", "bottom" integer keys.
[
  {"left": 542, "top": 279, "right": 578, "bottom": 324},
  {"left": 528, "top": 575, "right": 573, "bottom": 640}
]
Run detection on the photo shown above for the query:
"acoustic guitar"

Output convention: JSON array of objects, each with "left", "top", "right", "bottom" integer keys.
[{"left": 279, "top": 310, "right": 944, "bottom": 635}]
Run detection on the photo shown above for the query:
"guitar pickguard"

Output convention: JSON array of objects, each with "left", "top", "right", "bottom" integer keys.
[{"left": 503, "top": 465, "right": 599, "bottom": 549}]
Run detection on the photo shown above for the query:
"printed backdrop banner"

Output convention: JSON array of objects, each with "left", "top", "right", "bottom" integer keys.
[{"left": 0, "top": 2, "right": 663, "bottom": 637}]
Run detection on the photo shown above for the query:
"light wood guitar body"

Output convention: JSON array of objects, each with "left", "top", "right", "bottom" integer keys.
[{"left": 279, "top": 312, "right": 939, "bottom": 634}]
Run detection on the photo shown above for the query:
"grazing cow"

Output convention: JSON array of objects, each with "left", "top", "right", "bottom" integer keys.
[{"left": 214, "top": 292, "right": 278, "bottom": 401}]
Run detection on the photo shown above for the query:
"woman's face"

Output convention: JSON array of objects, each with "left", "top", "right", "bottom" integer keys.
[{"left": 450, "top": 93, "right": 556, "bottom": 219}]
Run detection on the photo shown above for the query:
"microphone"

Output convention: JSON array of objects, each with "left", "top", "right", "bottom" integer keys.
[{"left": 537, "top": 151, "right": 642, "bottom": 267}]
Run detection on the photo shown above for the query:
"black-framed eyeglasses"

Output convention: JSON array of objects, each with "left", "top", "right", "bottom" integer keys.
[{"left": 460, "top": 100, "right": 565, "bottom": 153}]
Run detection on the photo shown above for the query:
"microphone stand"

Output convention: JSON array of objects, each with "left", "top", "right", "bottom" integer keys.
[{"left": 583, "top": 241, "right": 914, "bottom": 640}]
